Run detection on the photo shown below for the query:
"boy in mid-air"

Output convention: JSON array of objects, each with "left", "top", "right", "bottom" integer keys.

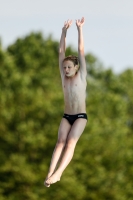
[{"left": 44, "top": 17, "right": 87, "bottom": 187}]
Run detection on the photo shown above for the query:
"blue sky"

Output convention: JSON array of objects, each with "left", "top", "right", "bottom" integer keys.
[{"left": 0, "top": 0, "right": 133, "bottom": 73}]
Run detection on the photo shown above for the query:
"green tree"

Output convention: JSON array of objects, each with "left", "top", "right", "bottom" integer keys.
[{"left": 0, "top": 32, "right": 133, "bottom": 200}]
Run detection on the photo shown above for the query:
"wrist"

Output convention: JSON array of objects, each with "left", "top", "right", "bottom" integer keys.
[
  {"left": 77, "top": 26, "right": 82, "bottom": 30},
  {"left": 62, "top": 27, "right": 67, "bottom": 33},
  {"left": 77, "top": 27, "right": 83, "bottom": 33}
]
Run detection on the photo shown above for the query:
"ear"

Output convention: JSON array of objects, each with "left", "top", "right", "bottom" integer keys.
[{"left": 75, "top": 65, "right": 79, "bottom": 72}]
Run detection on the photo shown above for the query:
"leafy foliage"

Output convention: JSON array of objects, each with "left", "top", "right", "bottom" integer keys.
[{"left": 0, "top": 32, "right": 133, "bottom": 200}]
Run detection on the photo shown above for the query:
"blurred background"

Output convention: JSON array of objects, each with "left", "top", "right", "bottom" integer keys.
[
  {"left": 0, "top": 0, "right": 133, "bottom": 200},
  {"left": 1, "top": 0, "right": 133, "bottom": 73}
]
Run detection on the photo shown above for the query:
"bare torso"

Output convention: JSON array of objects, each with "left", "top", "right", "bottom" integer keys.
[{"left": 61, "top": 72, "right": 87, "bottom": 114}]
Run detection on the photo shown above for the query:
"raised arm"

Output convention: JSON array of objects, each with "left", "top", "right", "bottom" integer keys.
[
  {"left": 76, "top": 17, "right": 87, "bottom": 77},
  {"left": 59, "top": 20, "right": 72, "bottom": 75}
]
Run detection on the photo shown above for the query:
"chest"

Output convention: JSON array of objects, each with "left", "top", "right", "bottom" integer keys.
[{"left": 62, "top": 74, "right": 85, "bottom": 93}]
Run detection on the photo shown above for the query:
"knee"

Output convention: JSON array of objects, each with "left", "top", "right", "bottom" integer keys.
[
  {"left": 65, "top": 139, "right": 77, "bottom": 149},
  {"left": 56, "top": 139, "right": 66, "bottom": 148}
]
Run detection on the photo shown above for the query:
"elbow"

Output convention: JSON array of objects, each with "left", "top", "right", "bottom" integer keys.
[
  {"left": 78, "top": 48, "right": 84, "bottom": 55},
  {"left": 59, "top": 48, "right": 61, "bottom": 54},
  {"left": 59, "top": 48, "right": 63, "bottom": 54},
  {"left": 59, "top": 47, "right": 65, "bottom": 54}
]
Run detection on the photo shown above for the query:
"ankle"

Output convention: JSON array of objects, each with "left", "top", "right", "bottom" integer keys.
[
  {"left": 47, "top": 171, "right": 53, "bottom": 177},
  {"left": 55, "top": 169, "right": 63, "bottom": 177}
]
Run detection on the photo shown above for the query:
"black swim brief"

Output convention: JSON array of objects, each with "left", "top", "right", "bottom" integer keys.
[{"left": 63, "top": 113, "right": 88, "bottom": 125}]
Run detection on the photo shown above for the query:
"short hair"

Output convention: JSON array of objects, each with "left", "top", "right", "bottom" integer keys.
[{"left": 63, "top": 55, "right": 79, "bottom": 67}]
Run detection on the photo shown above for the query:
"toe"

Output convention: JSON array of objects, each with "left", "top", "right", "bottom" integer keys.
[
  {"left": 46, "top": 183, "right": 50, "bottom": 187},
  {"left": 44, "top": 182, "right": 50, "bottom": 187},
  {"left": 44, "top": 180, "right": 49, "bottom": 187},
  {"left": 46, "top": 178, "right": 51, "bottom": 185}
]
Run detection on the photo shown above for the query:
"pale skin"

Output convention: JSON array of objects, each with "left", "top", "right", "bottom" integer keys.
[{"left": 44, "top": 17, "right": 87, "bottom": 187}]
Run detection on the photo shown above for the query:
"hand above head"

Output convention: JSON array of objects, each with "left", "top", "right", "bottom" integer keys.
[
  {"left": 76, "top": 17, "right": 85, "bottom": 28},
  {"left": 62, "top": 19, "right": 73, "bottom": 31}
]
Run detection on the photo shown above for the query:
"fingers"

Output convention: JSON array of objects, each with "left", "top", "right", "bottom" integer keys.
[
  {"left": 76, "top": 17, "right": 85, "bottom": 26},
  {"left": 81, "top": 17, "right": 85, "bottom": 21},
  {"left": 81, "top": 17, "right": 85, "bottom": 24},
  {"left": 64, "top": 19, "right": 73, "bottom": 29},
  {"left": 63, "top": 17, "right": 84, "bottom": 29}
]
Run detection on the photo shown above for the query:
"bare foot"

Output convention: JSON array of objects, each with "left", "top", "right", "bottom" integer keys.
[
  {"left": 44, "top": 173, "right": 53, "bottom": 187},
  {"left": 44, "top": 179, "right": 50, "bottom": 187},
  {"left": 46, "top": 171, "right": 61, "bottom": 185}
]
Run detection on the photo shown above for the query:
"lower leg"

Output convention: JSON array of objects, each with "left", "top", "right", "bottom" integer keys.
[
  {"left": 46, "top": 141, "right": 76, "bottom": 185},
  {"left": 44, "top": 142, "right": 65, "bottom": 186},
  {"left": 57, "top": 142, "right": 76, "bottom": 175}
]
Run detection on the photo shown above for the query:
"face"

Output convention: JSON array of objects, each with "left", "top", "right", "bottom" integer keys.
[{"left": 63, "top": 60, "right": 78, "bottom": 77}]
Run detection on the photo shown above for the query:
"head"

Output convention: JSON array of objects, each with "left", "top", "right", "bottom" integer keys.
[{"left": 63, "top": 55, "right": 80, "bottom": 77}]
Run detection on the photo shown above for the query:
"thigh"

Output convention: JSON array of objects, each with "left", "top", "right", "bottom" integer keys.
[
  {"left": 57, "top": 118, "right": 71, "bottom": 142},
  {"left": 67, "top": 118, "right": 87, "bottom": 142}
]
